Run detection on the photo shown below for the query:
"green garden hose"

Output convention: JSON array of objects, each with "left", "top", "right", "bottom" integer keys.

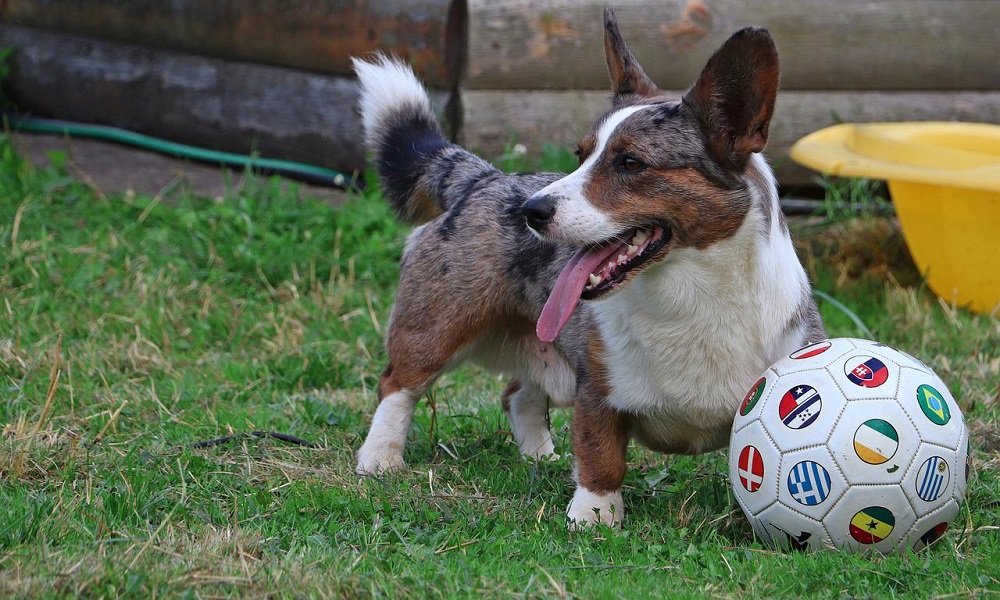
[{"left": 4, "top": 113, "right": 355, "bottom": 189}]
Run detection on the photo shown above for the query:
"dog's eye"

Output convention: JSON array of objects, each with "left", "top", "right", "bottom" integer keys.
[
  {"left": 616, "top": 154, "right": 646, "bottom": 173},
  {"left": 574, "top": 147, "right": 584, "bottom": 164}
]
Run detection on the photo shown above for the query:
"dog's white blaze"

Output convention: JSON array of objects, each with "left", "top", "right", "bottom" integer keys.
[
  {"left": 594, "top": 159, "right": 811, "bottom": 451},
  {"left": 353, "top": 55, "right": 432, "bottom": 150},
  {"left": 566, "top": 486, "right": 624, "bottom": 529},
  {"left": 534, "top": 104, "right": 651, "bottom": 243},
  {"left": 356, "top": 389, "right": 416, "bottom": 475}
]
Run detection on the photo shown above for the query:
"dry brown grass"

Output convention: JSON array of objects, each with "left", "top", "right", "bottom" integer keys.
[{"left": 797, "top": 217, "right": 921, "bottom": 290}]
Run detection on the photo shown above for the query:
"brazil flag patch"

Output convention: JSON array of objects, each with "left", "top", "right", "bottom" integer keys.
[{"left": 917, "top": 384, "right": 951, "bottom": 425}]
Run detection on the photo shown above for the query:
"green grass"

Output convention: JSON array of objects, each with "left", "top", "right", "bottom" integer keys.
[{"left": 1, "top": 135, "right": 998, "bottom": 599}]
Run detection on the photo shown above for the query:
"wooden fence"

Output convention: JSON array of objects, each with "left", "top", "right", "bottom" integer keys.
[{"left": 2, "top": 0, "right": 999, "bottom": 185}]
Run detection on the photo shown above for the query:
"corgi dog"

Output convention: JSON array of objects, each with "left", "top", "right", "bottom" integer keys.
[{"left": 352, "top": 8, "right": 824, "bottom": 528}]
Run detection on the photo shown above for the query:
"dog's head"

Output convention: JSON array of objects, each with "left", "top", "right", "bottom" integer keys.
[{"left": 528, "top": 8, "right": 780, "bottom": 342}]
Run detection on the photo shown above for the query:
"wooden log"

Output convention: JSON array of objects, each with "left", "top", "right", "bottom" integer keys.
[
  {"left": 466, "top": 0, "right": 1000, "bottom": 91},
  {"left": 0, "top": 25, "right": 452, "bottom": 175},
  {"left": 460, "top": 88, "right": 1000, "bottom": 185},
  {"left": 0, "top": 0, "right": 467, "bottom": 89}
]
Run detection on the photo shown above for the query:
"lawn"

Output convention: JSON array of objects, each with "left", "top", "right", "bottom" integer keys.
[{"left": 1, "top": 134, "right": 998, "bottom": 599}]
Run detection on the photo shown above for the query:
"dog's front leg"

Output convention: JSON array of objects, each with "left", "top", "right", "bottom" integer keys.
[{"left": 566, "top": 397, "right": 630, "bottom": 529}]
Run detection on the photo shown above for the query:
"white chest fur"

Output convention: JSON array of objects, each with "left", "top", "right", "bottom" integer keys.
[{"left": 594, "top": 209, "right": 810, "bottom": 453}]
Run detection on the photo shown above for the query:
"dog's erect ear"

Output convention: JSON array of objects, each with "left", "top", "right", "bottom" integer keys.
[
  {"left": 604, "top": 7, "right": 658, "bottom": 105},
  {"left": 683, "top": 27, "right": 779, "bottom": 171}
]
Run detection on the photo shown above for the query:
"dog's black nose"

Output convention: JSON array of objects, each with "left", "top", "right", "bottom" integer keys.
[{"left": 522, "top": 195, "right": 558, "bottom": 231}]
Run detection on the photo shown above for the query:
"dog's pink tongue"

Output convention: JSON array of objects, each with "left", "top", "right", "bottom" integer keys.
[{"left": 537, "top": 243, "right": 620, "bottom": 342}]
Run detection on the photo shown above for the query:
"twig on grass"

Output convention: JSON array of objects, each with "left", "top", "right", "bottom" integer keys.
[
  {"left": 437, "top": 441, "right": 459, "bottom": 461},
  {"left": 11, "top": 197, "right": 28, "bottom": 250},
  {"left": 433, "top": 539, "right": 479, "bottom": 555},
  {"left": 364, "top": 287, "right": 382, "bottom": 335},
  {"left": 31, "top": 334, "right": 61, "bottom": 438},
  {"left": 180, "top": 430, "right": 321, "bottom": 450},
  {"left": 12, "top": 334, "right": 62, "bottom": 476},
  {"left": 426, "top": 388, "right": 438, "bottom": 454},
  {"left": 92, "top": 399, "right": 128, "bottom": 445},
  {"left": 536, "top": 565, "right": 568, "bottom": 599}
]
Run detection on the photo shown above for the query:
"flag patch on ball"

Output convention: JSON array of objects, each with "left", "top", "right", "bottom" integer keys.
[
  {"left": 787, "top": 460, "right": 832, "bottom": 506},
  {"left": 845, "top": 356, "right": 889, "bottom": 388},
  {"left": 740, "top": 377, "right": 767, "bottom": 416},
  {"left": 778, "top": 385, "right": 822, "bottom": 429},
  {"left": 738, "top": 445, "right": 765, "bottom": 492},
  {"left": 917, "top": 384, "right": 951, "bottom": 425},
  {"left": 790, "top": 340, "right": 832, "bottom": 360},
  {"left": 853, "top": 419, "right": 899, "bottom": 464},
  {"left": 916, "top": 456, "right": 950, "bottom": 502},
  {"left": 918, "top": 522, "right": 949, "bottom": 548},
  {"left": 849, "top": 506, "right": 895, "bottom": 544}
]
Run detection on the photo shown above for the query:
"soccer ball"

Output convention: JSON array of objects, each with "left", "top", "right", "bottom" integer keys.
[{"left": 729, "top": 338, "right": 970, "bottom": 553}]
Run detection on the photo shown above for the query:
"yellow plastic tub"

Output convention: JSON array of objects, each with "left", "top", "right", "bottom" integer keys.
[{"left": 790, "top": 122, "right": 1000, "bottom": 314}]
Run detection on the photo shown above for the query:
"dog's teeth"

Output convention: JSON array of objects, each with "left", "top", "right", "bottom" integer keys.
[
  {"left": 617, "top": 254, "right": 627, "bottom": 264},
  {"left": 627, "top": 244, "right": 638, "bottom": 254},
  {"left": 588, "top": 274, "right": 601, "bottom": 286},
  {"left": 633, "top": 230, "right": 648, "bottom": 245}
]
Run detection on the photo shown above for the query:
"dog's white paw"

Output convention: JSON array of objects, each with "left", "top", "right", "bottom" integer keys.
[
  {"left": 565, "top": 487, "right": 624, "bottom": 530},
  {"left": 506, "top": 386, "right": 557, "bottom": 461},
  {"left": 356, "top": 390, "right": 416, "bottom": 476},
  {"left": 355, "top": 442, "right": 405, "bottom": 476},
  {"left": 519, "top": 436, "right": 557, "bottom": 461},
  {"left": 523, "top": 451, "right": 562, "bottom": 465}
]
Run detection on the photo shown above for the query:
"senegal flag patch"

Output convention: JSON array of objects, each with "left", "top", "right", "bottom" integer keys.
[{"left": 849, "top": 506, "right": 896, "bottom": 544}]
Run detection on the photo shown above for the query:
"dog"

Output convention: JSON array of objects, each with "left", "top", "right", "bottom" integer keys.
[{"left": 352, "top": 7, "right": 825, "bottom": 528}]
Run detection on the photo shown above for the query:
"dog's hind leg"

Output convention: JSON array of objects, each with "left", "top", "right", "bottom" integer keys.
[
  {"left": 356, "top": 305, "right": 473, "bottom": 475},
  {"left": 502, "top": 380, "right": 556, "bottom": 459},
  {"left": 355, "top": 365, "right": 423, "bottom": 475}
]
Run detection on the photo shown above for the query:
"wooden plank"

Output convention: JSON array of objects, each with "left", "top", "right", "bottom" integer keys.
[
  {"left": 0, "top": 25, "right": 452, "bottom": 176},
  {"left": 466, "top": 0, "right": 1000, "bottom": 91},
  {"left": 0, "top": 0, "right": 467, "bottom": 89},
  {"left": 460, "top": 88, "right": 1000, "bottom": 185}
]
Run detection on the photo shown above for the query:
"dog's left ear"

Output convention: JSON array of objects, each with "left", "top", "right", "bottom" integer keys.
[
  {"left": 683, "top": 27, "right": 779, "bottom": 171},
  {"left": 604, "top": 7, "right": 659, "bottom": 106}
]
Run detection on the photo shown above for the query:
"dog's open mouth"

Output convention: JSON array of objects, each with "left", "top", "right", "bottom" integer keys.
[
  {"left": 537, "top": 224, "right": 670, "bottom": 342},
  {"left": 580, "top": 225, "right": 670, "bottom": 299}
]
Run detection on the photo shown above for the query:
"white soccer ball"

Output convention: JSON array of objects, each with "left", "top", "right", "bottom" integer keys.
[{"left": 729, "top": 338, "right": 970, "bottom": 553}]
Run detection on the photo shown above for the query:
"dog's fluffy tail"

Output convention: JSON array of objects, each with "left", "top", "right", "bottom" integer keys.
[{"left": 353, "top": 55, "right": 497, "bottom": 225}]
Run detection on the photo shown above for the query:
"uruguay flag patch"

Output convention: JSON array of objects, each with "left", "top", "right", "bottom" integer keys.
[{"left": 916, "top": 456, "right": 950, "bottom": 502}]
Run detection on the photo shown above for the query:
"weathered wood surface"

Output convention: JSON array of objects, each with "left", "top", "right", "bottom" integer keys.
[
  {"left": 461, "top": 89, "right": 1000, "bottom": 184},
  {"left": 466, "top": 0, "right": 1000, "bottom": 91},
  {"left": 0, "top": 25, "right": 451, "bottom": 175},
  {"left": 0, "top": 0, "right": 467, "bottom": 89}
]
